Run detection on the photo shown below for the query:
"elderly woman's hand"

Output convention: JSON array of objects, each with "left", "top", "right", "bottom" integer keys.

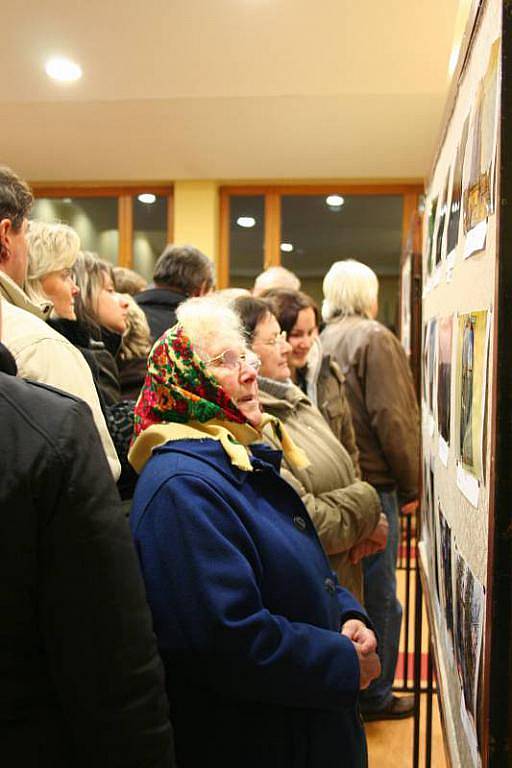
[
  {"left": 342, "top": 620, "right": 380, "bottom": 689},
  {"left": 341, "top": 619, "right": 377, "bottom": 655}
]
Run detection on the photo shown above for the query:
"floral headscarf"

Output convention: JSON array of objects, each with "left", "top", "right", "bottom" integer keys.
[{"left": 133, "top": 324, "right": 248, "bottom": 438}]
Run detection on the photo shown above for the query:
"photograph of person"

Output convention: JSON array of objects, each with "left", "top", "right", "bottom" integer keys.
[
  {"left": 456, "top": 311, "right": 488, "bottom": 479},
  {"left": 437, "top": 316, "right": 453, "bottom": 444},
  {"left": 447, "top": 116, "right": 469, "bottom": 255}
]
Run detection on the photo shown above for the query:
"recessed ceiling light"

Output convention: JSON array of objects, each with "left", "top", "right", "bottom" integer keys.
[
  {"left": 280, "top": 242, "right": 294, "bottom": 253},
  {"left": 138, "top": 193, "right": 157, "bottom": 204},
  {"left": 45, "top": 57, "right": 82, "bottom": 83},
  {"left": 326, "top": 195, "right": 345, "bottom": 208},
  {"left": 236, "top": 216, "right": 256, "bottom": 228}
]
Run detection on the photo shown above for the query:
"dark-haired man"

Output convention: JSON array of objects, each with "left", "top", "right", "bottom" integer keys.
[{"left": 135, "top": 244, "right": 214, "bottom": 340}]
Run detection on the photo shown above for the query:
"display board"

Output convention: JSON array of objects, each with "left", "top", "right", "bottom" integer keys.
[{"left": 419, "top": 1, "right": 512, "bottom": 765}]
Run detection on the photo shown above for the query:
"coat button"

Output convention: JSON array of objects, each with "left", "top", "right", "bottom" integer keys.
[
  {"left": 293, "top": 515, "right": 307, "bottom": 531},
  {"left": 324, "top": 577, "right": 336, "bottom": 595}
]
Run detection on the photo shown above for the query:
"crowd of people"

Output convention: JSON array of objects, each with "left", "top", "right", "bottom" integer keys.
[{"left": 0, "top": 165, "right": 419, "bottom": 767}]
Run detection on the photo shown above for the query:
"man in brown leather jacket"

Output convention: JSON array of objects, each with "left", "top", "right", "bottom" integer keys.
[{"left": 321, "top": 259, "right": 420, "bottom": 721}]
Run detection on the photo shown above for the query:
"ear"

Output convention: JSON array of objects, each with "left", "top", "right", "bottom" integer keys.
[{"left": 0, "top": 218, "right": 13, "bottom": 261}]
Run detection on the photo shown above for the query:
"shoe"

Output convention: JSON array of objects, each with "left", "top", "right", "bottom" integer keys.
[{"left": 361, "top": 694, "right": 415, "bottom": 722}]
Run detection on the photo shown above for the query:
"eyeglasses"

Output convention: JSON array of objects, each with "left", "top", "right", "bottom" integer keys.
[
  {"left": 258, "top": 330, "right": 288, "bottom": 347},
  {"left": 203, "top": 349, "right": 261, "bottom": 372}
]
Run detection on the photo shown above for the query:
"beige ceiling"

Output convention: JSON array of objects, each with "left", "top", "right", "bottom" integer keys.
[{"left": 2, "top": 0, "right": 460, "bottom": 182}]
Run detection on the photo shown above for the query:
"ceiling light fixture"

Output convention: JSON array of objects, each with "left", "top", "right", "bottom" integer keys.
[
  {"left": 326, "top": 194, "right": 345, "bottom": 209},
  {"left": 138, "top": 193, "right": 157, "bottom": 204},
  {"left": 236, "top": 216, "right": 256, "bottom": 228},
  {"left": 45, "top": 57, "right": 82, "bottom": 83},
  {"left": 280, "top": 243, "right": 294, "bottom": 253}
]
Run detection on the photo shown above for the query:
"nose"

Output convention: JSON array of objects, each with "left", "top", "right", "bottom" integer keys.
[
  {"left": 71, "top": 282, "right": 80, "bottom": 296},
  {"left": 239, "top": 360, "right": 258, "bottom": 383},
  {"left": 282, "top": 339, "right": 292, "bottom": 354},
  {"left": 117, "top": 293, "right": 129, "bottom": 309}
]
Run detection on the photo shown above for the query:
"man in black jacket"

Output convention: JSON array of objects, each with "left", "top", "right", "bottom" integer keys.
[
  {"left": 0, "top": 300, "right": 174, "bottom": 767},
  {"left": 135, "top": 244, "right": 214, "bottom": 341}
]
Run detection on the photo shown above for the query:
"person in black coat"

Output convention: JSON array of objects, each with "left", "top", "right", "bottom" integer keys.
[
  {"left": 134, "top": 244, "right": 214, "bottom": 341},
  {"left": 0, "top": 304, "right": 174, "bottom": 766}
]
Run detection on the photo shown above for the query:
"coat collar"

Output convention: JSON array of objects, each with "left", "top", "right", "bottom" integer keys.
[
  {"left": 0, "top": 271, "right": 52, "bottom": 320},
  {"left": 152, "top": 437, "right": 283, "bottom": 486},
  {"left": 135, "top": 287, "right": 185, "bottom": 308}
]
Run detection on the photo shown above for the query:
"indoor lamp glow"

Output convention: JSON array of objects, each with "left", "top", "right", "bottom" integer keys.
[
  {"left": 326, "top": 195, "right": 345, "bottom": 208},
  {"left": 236, "top": 216, "right": 256, "bottom": 228},
  {"left": 138, "top": 193, "right": 157, "bottom": 204},
  {"left": 45, "top": 57, "right": 82, "bottom": 83}
]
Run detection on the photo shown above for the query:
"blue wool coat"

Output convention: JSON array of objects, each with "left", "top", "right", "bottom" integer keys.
[{"left": 131, "top": 438, "right": 370, "bottom": 768}]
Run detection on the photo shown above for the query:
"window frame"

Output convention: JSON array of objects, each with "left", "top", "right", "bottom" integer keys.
[
  {"left": 30, "top": 183, "right": 174, "bottom": 268},
  {"left": 219, "top": 183, "right": 423, "bottom": 289}
]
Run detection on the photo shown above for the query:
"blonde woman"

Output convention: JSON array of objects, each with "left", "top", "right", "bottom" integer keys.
[{"left": 26, "top": 220, "right": 80, "bottom": 319}]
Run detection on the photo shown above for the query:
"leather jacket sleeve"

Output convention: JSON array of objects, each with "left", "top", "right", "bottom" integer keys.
[{"left": 39, "top": 398, "right": 174, "bottom": 768}]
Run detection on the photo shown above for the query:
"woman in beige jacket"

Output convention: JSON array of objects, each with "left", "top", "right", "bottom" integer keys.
[{"left": 234, "top": 295, "right": 387, "bottom": 602}]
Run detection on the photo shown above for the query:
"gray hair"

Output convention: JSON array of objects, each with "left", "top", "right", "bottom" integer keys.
[
  {"left": 153, "top": 244, "right": 215, "bottom": 295},
  {"left": 322, "top": 259, "right": 379, "bottom": 321},
  {"left": 25, "top": 220, "right": 80, "bottom": 304},
  {"left": 253, "top": 266, "right": 301, "bottom": 296},
  {"left": 176, "top": 295, "right": 246, "bottom": 360}
]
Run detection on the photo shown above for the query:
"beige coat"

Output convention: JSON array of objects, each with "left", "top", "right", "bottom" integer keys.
[
  {"left": 258, "top": 377, "right": 381, "bottom": 601},
  {"left": 0, "top": 274, "right": 120, "bottom": 480},
  {"left": 321, "top": 314, "right": 419, "bottom": 500}
]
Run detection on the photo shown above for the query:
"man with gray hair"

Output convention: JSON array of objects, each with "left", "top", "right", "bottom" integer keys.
[
  {"left": 135, "top": 244, "right": 214, "bottom": 341},
  {"left": 252, "top": 265, "right": 301, "bottom": 296},
  {"left": 321, "top": 258, "right": 419, "bottom": 721}
]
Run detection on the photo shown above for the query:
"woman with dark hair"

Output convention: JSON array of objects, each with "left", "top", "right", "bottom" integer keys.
[
  {"left": 234, "top": 295, "right": 387, "bottom": 601},
  {"left": 129, "top": 295, "right": 381, "bottom": 768},
  {"left": 262, "top": 288, "right": 360, "bottom": 470}
]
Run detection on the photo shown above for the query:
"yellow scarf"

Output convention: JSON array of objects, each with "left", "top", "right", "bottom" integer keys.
[{"left": 128, "top": 414, "right": 309, "bottom": 474}]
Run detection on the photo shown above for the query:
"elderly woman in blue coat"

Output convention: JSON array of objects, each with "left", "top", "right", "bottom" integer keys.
[{"left": 128, "top": 295, "right": 380, "bottom": 768}]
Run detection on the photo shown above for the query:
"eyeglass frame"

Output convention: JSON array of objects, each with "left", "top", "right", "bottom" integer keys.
[
  {"left": 254, "top": 329, "right": 288, "bottom": 347},
  {"left": 202, "top": 348, "right": 262, "bottom": 372}
]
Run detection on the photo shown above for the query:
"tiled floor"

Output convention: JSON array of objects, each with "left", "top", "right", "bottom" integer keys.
[{"left": 365, "top": 567, "right": 448, "bottom": 767}]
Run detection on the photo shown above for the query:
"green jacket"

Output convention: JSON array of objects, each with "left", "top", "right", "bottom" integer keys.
[{"left": 258, "top": 377, "right": 381, "bottom": 602}]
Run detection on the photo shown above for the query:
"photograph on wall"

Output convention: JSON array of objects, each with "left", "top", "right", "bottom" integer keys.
[
  {"left": 437, "top": 316, "right": 453, "bottom": 447},
  {"left": 455, "top": 311, "right": 489, "bottom": 480},
  {"left": 453, "top": 544, "right": 484, "bottom": 765},
  {"left": 463, "top": 39, "right": 500, "bottom": 244},
  {"left": 447, "top": 115, "right": 470, "bottom": 256},
  {"left": 424, "top": 318, "right": 437, "bottom": 417},
  {"left": 437, "top": 504, "right": 454, "bottom": 645},
  {"left": 400, "top": 257, "right": 412, "bottom": 357},
  {"left": 425, "top": 196, "right": 438, "bottom": 278},
  {"left": 435, "top": 173, "right": 450, "bottom": 266}
]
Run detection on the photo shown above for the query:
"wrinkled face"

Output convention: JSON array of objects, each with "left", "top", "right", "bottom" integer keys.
[
  {"left": 203, "top": 339, "right": 262, "bottom": 427},
  {"left": 0, "top": 217, "right": 29, "bottom": 287},
  {"left": 95, "top": 271, "right": 129, "bottom": 333},
  {"left": 41, "top": 267, "right": 80, "bottom": 320},
  {"left": 287, "top": 307, "right": 317, "bottom": 372},
  {"left": 251, "top": 312, "right": 291, "bottom": 382}
]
